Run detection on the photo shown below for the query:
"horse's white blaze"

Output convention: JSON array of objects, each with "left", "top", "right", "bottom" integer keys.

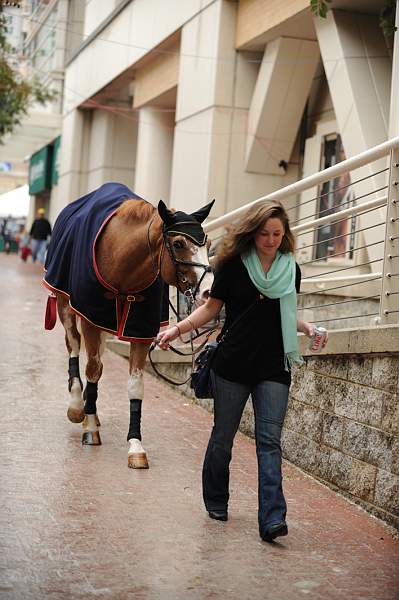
[
  {"left": 128, "top": 369, "right": 144, "bottom": 400},
  {"left": 128, "top": 438, "right": 146, "bottom": 455},
  {"left": 193, "top": 245, "right": 213, "bottom": 303},
  {"left": 83, "top": 414, "right": 99, "bottom": 432}
]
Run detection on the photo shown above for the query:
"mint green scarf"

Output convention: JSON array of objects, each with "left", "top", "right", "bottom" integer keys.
[{"left": 241, "top": 247, "right": 303, "bottom": 371}]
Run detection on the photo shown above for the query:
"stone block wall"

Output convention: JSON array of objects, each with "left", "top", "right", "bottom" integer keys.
[{"left": 285, "top": 355, "right": 399, "bottom": 528}]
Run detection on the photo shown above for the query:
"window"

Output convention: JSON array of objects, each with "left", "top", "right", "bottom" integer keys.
[{"left": 315, "top": 134, "right": 355, "bottom": 260}]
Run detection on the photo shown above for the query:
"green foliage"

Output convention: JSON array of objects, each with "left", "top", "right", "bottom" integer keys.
[
  {"left": 310, "top": 0, "right": 397, "bottom": 38},
  {"left": 0, "top": 10, "right": 57, "bottom": 144},
  {"left": 310, "top": 0, "right": 331, "bottom": 19},
  {"left": 380, "top": 0, "right": 397, "bottom": 38}
]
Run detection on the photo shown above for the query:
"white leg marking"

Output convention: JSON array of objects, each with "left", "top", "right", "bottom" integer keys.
[
  {"left": 128, "top": 369, "right": 144, "bottom": 400},
  {"left": 69, "top": 380, "right": 84, "bottom": 411},
  {"left": 128, "top": 438, "right": 146, "bottom": 455}
]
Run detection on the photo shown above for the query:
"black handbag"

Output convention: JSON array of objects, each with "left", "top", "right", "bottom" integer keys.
[
  {"left": 190, "top": 296, "right": 260, "bottom": 399},
  {"left": 190, "top": 341, "right": 218, "bottom": 399}
]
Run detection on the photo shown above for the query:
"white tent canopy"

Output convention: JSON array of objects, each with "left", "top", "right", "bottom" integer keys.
[{"left": 0, "top": 185, "right": 30, "bottom": 217}]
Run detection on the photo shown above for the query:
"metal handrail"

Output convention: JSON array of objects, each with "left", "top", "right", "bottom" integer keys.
[{"left": 203, "top": 136, "right": 399, "bottom": 233}]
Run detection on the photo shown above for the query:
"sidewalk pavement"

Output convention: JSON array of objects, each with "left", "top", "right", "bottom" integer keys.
[{"left": 0, "top": 252, "right": 398, "bottom": 600}]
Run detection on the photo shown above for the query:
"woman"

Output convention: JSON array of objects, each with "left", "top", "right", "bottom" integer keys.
[{"left": 157, "top": 201, "right": 326, "bottom": 543}]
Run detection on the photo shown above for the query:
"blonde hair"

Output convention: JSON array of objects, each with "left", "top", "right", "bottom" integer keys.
[{"left": 214, "top": 200, "right": 295, "bottom": 266}]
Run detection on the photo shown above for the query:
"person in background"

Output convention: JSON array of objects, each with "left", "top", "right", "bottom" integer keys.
[
  {"left": 19, "top": 227, "right": 32, "bottom": 262},
  {"left": 1, "top": 216, "right": 12, "bottom": 254},
  {"left": 29, "top": 208, "right": 51, "bottom": 264},
  {"left": 157, "top": 200, "right": 327, "bottom": 543}
]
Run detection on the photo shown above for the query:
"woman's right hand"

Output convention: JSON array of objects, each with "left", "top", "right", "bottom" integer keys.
[{"left": 156, "top": 326, "right": 180, "bottom": 350}]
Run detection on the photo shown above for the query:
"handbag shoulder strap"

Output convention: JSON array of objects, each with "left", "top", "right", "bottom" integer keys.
[{"left": 220, "top": 294, "right": 261, "bottom": 343}]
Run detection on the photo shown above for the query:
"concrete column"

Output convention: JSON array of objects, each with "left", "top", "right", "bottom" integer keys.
[
  {"left": 50, "top": 108, "right": 89, "bottom": 221},
  {"left": 86, "top": 109, "right": 138, "bottom": 192},
  {"left": 134, "top": 108, "right": 175, "bottom": 205}
]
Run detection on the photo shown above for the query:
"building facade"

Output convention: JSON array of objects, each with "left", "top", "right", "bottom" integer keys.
[{"left": 54, "top": 0, "right": 396, "bottom": 280}]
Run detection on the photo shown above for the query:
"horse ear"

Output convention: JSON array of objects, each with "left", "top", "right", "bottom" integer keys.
[
  {"left": 190, "top": 199, "right": 215, "bottom": 223},
  {"left": 157, "top": 199, "right": 174, "bottom": 226}
]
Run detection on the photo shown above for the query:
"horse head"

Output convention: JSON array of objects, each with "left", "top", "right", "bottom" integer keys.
[{"left": 158, "top": 199, "right": 215, "bottom": 306}]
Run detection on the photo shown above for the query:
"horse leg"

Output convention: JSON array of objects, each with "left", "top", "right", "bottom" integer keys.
[
  {"left": 80, "top": 320, "right": 105, "bottom": 446},
  {"left": 57, "top": 296, "right": 84, "bottom": 423},
  {"left": 127, "top": 341, "right": 151, "bottom": 469}
]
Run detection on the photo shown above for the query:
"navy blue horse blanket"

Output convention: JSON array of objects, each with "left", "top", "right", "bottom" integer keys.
[{"left": 43, "top": 182, "right": 168, "bottom": 342}]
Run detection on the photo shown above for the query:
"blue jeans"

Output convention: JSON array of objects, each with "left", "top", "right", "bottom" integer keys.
[
  {"left": 202, "top": 371, "right": 289, "bottom": 535},
  {"left": 31, "top": 239, "right": 47, "bottom": 264}
]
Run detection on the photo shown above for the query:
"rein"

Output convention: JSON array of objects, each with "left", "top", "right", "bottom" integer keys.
[{"left": 146, "top": 215, "right": 217, "bottom": 386}]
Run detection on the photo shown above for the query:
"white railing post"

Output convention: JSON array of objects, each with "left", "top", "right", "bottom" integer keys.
[{"left": 380, "top": 148, "right": 399, "bottom": 324}]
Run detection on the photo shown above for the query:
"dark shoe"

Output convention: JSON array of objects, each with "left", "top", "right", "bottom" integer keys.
[
  {"left": 208, "top": 510, "right": 228, "bottom": 522},
  {"left": 261, "top": 521, "right": 288, "bottom": 542}
]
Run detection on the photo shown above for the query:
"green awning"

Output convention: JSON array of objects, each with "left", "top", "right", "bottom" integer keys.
[{"left": 29, "top": 146, "right": 51, "bottom": 194}]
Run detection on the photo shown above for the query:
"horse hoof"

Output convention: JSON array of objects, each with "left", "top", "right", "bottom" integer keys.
[
  {"left": 67, "top": 407, "right": 85, "bottom": 423},
  {"left": 128, "top": 453, "right": 149, "bottom": 469},
  {"left": 82, "top": 431, "right": 102, "bottom": 445}
]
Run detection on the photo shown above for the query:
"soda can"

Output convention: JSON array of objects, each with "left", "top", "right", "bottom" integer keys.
[{"left": 309, "top": 326, "right": 327, "bottom": 353}]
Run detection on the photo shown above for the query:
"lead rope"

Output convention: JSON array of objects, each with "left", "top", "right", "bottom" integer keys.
[
  {"left": 148, "top": 219, "right": 218, "bottom": 385},
  {"left": 149, "top": 295, "right": 219, "bottom": 386}
]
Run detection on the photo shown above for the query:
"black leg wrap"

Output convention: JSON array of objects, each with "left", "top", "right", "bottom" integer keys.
[
  {"left": 68, "top": 357, "right": 83, "bottom": 392},
  {"left": 127, "top": 399, "right": 142, "bottom": 441},
  {"left": 83, "top": 381, "right": 98, "bottom": 415}
]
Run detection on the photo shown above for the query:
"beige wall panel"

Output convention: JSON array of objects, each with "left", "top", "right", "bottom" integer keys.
[
  {"left": 234, "top": 51, "right": 261, "bottom": 109},
  {"left": 86, "top": 168, "right": 113, "bottom": 192},
  {"left": 65, "top": 0, "right": 215, "bottom": 114},
  {"left": 134, "top": 44, "right": 179, "bottom": 109},
  {"left": 87, "top": 110, "right": 110, "bottom": 172},
  {"left": 226, "top": 109, "right": 299, "bottom": 213},
  {"left": 134, "top": 109, "right": 174, "bottom": 205},
  {"left": 236, "top": 0, "right": 309, "bottom": 48},
  {"left": 176, "top": 2, "right": 221, "bottom": 122},
  {"left": 58, "top": 109, "right": 86, "bottom": 179},
  {"left": 206, "top": 108, "right": 232, "bottom": 215},
  {"left": 245, "top": 37, "right": 319, "bottom": 175},
  {"left": 176, "top": 1, "right": 236, "bottom": 121},
  {"left": 213, "top": 0, "right": 237, "bottom": 108},
  {"left": 52, "top": 108, "right": 91, "bottom": 218},
  {"left": 170, "top": 110, "right": 214, "bottom": 213},
  {"left": 84, "top": 0, "right": 120, "bottom": 37},
  {"left": 86, "top": 109, "right": 137, "bottom": 191},
  {"left": 307, "top": 67, "right": 335, "bottom": 135}
]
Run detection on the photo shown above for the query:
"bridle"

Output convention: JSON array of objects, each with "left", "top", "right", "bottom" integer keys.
[
  {"left": 147, "top": 216, "right": 212, "bottom": 309},
  {"left": 147, "top": 218, "right": 218, "bottom": 386},
  {"left": 162, "top": 222, "right": 213, "bottom": 309}
]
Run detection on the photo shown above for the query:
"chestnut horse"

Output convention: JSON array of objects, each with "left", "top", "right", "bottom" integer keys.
[{"left": 43, "top": 183, "right": 214, "bottom": 468}]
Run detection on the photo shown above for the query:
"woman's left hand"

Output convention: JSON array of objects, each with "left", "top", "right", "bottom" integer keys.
[{"left": 300, "top": 320, "right": 328, "bottom": 348}]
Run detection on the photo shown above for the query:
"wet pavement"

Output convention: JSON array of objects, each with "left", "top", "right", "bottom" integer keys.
[{"left": 0, "top": 252, "right": 398, "bottom": 600}]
